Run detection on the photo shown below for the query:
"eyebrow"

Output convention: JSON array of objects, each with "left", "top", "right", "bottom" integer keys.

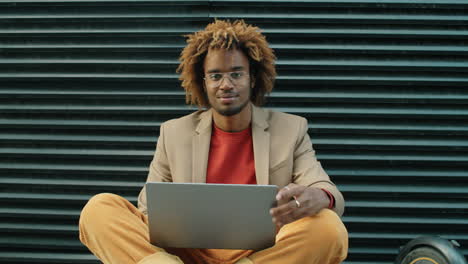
[{"left": 206, "top": 66, "right": 246, "bottom": 73}]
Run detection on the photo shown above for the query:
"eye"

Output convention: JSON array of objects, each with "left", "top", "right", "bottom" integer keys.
[
  {"left": 208, "top": 73, "right": 222, "bottom": 81},
  {"left": 230, "top": 71, "right": 244, "bottom": 79}
]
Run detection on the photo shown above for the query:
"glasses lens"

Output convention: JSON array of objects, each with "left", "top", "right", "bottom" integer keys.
[
  {"left": 230, "top": 72, "right": 243, "bottom": 80},
  {"left": 205, "top": 71, "right": 246, "bottom": 86}
]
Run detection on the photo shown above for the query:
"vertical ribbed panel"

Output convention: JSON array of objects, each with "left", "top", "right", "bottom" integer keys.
[{"left": 1, "top": 1, "right": 467, "bottom": 263}]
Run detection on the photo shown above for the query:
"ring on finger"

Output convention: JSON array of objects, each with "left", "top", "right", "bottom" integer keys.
[{"left": 294, "top": 199, "right": 301, "bottom": 208}]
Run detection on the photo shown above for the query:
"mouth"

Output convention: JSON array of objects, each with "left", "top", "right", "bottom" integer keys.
[
  {"left": 218, "top": 93, "right": 238, "bottom": 98},
  {"left": 218, "top": 94, "right": 238, "bottom": 103}
]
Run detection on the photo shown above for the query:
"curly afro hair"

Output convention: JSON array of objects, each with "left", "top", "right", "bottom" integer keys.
[{"left": 177, "top": 19, "right": 277, "bottom": 107}]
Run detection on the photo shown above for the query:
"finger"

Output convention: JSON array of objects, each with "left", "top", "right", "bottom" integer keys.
[
  {"left": 277, "top": 213, "right": 295, "bottom": 227},
  {"left": 290, "top": 206, "right": 309, "bottom": 220},
  {"left": 275, "top": 194, "right": 290, "bottom": 208},
  {"left": 270, "top": 199, "right": 300, "bottom": 217},
  {"left": 276, "top": 184, "right": 296, "bottom": 200},
  {"left": 275, "top": 186, "right": 291, "bottom": 206},
  {"left": 278, "top": 199, "right": 311, "bottom": 225},
  {"left": 270, "top": 192, "right": 310, "bottom": 218},
  {"left": 275, "top": 207, "right": 308, "bottom": 227},
  {"left": 272, "top": 212, "right": 293, "bottom": 227},
  {"left": 276, "top": 184, "right": 304, "bottom": 201}
]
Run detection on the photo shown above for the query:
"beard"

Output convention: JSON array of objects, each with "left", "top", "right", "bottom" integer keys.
[
  {"left": 208, "top": 86, "right": 251, "bottom": 117},
  {"left": 212, "top": 97, "right": 250, "bottom": 116}
]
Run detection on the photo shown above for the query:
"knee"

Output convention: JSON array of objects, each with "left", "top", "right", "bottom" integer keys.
[
  {"left": 312, "top": 209, "right": 348, "bottom": 243},
  {"left": 79, "top": 193, "right": 124, "bottom": 242},
  {"left": 276, "top": 209, "right": 348, "bottom": 262},
  {"left": 305, "top": 209, "right": 348, "bottom": 258},
  {"left": 80, "top": 193, "right": 122, "bottom": 220},
  {"left": 288, "top": 209, "right": 348, "bottom": 254}
]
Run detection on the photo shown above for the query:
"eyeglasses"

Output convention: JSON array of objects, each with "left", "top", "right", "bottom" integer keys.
[{"left": 203, "top": 71, "right": 249, "bottom": 86}]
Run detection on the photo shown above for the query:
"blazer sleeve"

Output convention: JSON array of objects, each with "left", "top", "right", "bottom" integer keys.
[
  {"left": 292, "top": 117, "right": 345, "bottom": 217},
  {"left": 137, "top": 122, "right": 173, "bottom": 214}
]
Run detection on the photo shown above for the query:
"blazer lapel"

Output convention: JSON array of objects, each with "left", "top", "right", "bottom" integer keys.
[
  {"left": 192, "top": 109, "right": 212, "bottom": 183},
  {"left": 251, "top": 105, "right": 270, "bottom": 185}
]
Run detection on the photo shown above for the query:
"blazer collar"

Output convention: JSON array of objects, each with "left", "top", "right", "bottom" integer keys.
[
  {"left": 251, "top": 104, "right": 269, "bottom": 131},
  {"left": 195, "top": 108, "right": 213, "bottom": 135},
  {"left": 192, "top": 108, "right": 212, "bottom": 183}
]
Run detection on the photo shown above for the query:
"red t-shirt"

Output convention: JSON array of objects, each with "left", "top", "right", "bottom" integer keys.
[{"left": 206, "top": 124, "right": 257, "bottom": 184}]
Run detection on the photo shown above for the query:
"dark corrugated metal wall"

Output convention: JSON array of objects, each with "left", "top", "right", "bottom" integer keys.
[{"left": 1, "top": 1, "right": 467, "bottom": 263}]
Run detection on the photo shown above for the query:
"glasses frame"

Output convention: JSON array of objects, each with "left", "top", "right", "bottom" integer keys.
[{"left": 203, "top": 71, "right": 249, "bottom": 87}]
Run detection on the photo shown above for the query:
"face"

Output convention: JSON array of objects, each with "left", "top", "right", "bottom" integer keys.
[{"left": 203, "top": 48, "right": 252, "bottom": 117}]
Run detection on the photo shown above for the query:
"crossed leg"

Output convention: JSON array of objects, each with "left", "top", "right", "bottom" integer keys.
[{"left": 79, "top": 193, "right": 348, "bottom": 264}]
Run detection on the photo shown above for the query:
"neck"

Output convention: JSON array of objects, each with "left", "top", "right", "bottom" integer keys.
[{"left": 212, "top": 103, "right": 252, "bottom": 132}]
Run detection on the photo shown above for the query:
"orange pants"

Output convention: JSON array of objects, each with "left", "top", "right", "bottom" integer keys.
[{"left": 79, "top": 193, "right": 348, "bottom": 264}]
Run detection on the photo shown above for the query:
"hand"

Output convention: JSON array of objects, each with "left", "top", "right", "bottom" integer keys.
[{"left": 269, "top": 183, "right": 330, "bottom": 229}]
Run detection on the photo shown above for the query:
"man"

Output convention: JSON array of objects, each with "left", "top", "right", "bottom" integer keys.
[{"left": 79, "top": 19, "right": 348, "bottom": 264}]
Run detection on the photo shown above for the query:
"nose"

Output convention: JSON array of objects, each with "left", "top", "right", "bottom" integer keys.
[{"left": 218, "top": 75, "right": 234, "bottom": 90}]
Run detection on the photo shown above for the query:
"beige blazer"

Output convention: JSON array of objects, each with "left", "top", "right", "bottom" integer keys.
[{"left": 138, "top": 104, "right": 345, "bottom": 216}]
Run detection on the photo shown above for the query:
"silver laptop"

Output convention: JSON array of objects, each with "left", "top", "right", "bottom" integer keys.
[{"left": 146, "top": 182, "right": 277, "bottom": 250}]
